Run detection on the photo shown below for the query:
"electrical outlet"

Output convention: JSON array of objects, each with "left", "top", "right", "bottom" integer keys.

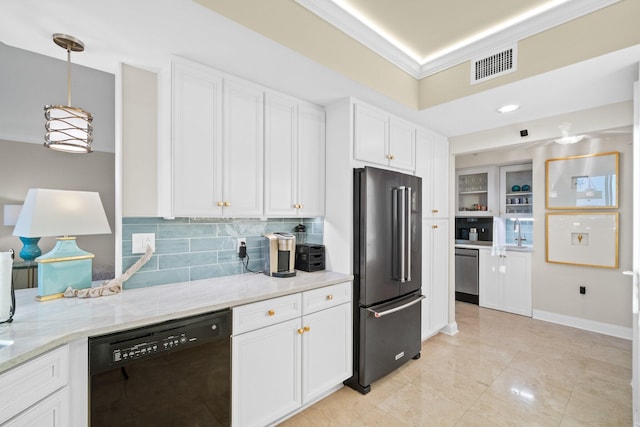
[
  {"left": 237, "top": 237, "right": 246, "bottom": 253},
  {"left": 579, "top": 285, "right": 586, "bottom": 295},
  {"left": 132, "top": 233, "right": 155, "bottom": 254}
]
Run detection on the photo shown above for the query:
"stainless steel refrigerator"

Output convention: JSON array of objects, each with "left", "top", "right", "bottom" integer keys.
[{"left": 345, "top": 166, "right": 424, "bottom": 394}]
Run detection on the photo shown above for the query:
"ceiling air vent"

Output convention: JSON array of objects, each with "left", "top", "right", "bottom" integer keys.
[{"left": 471, "top": 44, "right": 517, "bottom": 84}]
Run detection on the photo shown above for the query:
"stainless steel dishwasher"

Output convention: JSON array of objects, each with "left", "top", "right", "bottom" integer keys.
[
  {"left": 89, "top": 309, "right": 231, "bottom": 426},
  {"left": 455, "top": 247, "right": 479, "bottom": 304}
]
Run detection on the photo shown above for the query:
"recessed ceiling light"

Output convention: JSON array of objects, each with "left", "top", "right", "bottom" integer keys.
[
  {"left": 497, "top": 104, "right": 520, "bottom": 114},
  {"left": 554, "top": 135, "right": 584, "bottom": 144}
]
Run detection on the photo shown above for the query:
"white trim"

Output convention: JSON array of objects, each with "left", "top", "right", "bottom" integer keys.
[
  {"left": 533, "top": 309, "right": 632, "bottom": 340},
  {"left": 440, "top": 321, "right": 459, "bottom": 336},
  {"left": 296, "top": 0, "right": 621, "bottom": 79}
]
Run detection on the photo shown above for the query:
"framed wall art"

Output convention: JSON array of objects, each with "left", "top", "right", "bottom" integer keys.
[
  {"left": 546, "top": 212, "right": 618, "bottom": 268},
  {"left": 546, "top": 151, "right": 618, "bottom": 209}
]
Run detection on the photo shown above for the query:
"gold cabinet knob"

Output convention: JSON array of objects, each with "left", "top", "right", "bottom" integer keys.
[
  {"left": 303, "top": 325, "right": 310, "bottom": 332},
  {"left": 386, "top": 154, "right": 394, "bottom": 160},
  {"left": 294, "top": 203, "right": 302, "bottom": 209},
  {"left": 297, "top": 328, "right": 305, "bottom": 335},
  {"left": 224, "top": 201, "right": 231, "bottom": 207},
  {"left": 267, "top": 310, "right": 275, "bottom": 316},
  {"left": 217, "top": 201, "right": 224, "bottom": 207},
  {"left": 326, "top": 295, "right": 333, "bottom": 301}
]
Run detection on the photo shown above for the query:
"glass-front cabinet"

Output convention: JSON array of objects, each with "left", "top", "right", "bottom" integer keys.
[
  {"left": 456, "top": 166, "right": 497, "bottom": 216},
  {"left": 500, "top": 163, "right": 533, "bottom": 217}
]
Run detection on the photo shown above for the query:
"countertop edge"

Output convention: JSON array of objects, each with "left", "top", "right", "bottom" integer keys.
[{"left": 0, "top": 271, "right": 353, "bottom": 374}]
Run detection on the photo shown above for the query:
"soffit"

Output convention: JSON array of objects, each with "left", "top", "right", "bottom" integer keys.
[{"left": 295, "top": 0, "right": 622, "bottom": 77}]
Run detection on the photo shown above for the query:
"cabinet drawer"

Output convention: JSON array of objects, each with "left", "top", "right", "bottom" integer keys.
[
  {"left": 303, "top": 281, "right": 352, "bottom": 315},
  {"left": 0, "top": 345, "right": 69, "bottom": 425},
  {"left": 233, "top": 293, "right": 302, "bottom": 335}
]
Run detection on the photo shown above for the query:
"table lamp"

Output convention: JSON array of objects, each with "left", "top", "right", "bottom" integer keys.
[{"left": 12, "top": 189, "right": 111, "bottom": 301}]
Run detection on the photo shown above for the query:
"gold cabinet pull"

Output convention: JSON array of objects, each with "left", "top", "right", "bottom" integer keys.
[
  {"left": 386, "top": 154, "right": 394, "bottom": 160},
  {"left": 267, "top": 310, "right": 275, "bottom": 316},
  {"left": 326, "top": 295, "right": 333, "bottom": 301},
  {"left": 432, "top": 209, "right": 438, "bottom": 213},
  {"left": 217, "top": 201, "right": 224, "bottom": 207},
  {"left": 432, "top": 225, "right": 438, "bottom": 229},
  {"left": 303, "top": 325, "right": 310, "bottom": 332},
  {"left": 224, "top": 201, "right": 231, "bottom": 207},
  {"left": 297, "top": 328, "right": 305, "bottom": 335},
  {"left": 294, "top": 203, "right": 303, "bottom": 209}
]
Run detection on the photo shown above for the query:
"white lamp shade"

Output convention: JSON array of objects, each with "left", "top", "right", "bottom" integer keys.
[
  {"left": 13, "top": 189, "right": 111, "bottom": 238},
  {"left": 3, "top": 205, "right": 22, "bottom": 226}
]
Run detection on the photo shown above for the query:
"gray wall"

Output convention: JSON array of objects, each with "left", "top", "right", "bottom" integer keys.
[{"left": 0, "top": 43, "right": 116, "bottom": 287}]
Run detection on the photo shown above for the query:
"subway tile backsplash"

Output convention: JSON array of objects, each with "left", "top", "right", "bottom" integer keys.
[{"left": 122, "top": 217, "right": 323, "bottom": 289}]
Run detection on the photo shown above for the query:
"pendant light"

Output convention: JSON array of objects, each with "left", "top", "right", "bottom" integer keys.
[{"left": 44, "top": 33, "right": 93, "bottom": 154}]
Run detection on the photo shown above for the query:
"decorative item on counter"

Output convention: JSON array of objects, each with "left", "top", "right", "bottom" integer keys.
[
  {"left": 511, "top": 185, "right": 521, "bottom": 192},
  {"left": 64, "top": 244, "right": 153, "bottom": 298},
  {"left": 522, "top": 184, "right": 531, "bottom": 191}
]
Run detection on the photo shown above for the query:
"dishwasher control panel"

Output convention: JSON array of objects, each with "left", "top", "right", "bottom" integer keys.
[
  {"left": 111, "top": 332, "right": 193, "bottom": 363},
  {"left": 89, "top": 309, "right": 230, "bottom": 375}
]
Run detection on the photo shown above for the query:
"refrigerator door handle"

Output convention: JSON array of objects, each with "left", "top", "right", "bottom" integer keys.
[
  {"left": 366, "top": 295, "right": 425, "bottom": 318},
  {"left": 406, "top": 186, "right": 412, "bottom": 282},
  {"left": 399, "top": 186, "right": 406, "bottom": 283}
]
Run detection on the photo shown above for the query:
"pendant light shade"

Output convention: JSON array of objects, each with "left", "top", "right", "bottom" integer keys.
[{"left": 44, "top": 34, "right": 93, "bottom": 154}]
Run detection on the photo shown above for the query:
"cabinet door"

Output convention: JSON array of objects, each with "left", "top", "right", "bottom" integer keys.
[
  {"left": 302, "top": 303, "right": 352, "bottom": 404},
  {"left": 223, "top": 78, "right": 264, "bottom": 217},
  {"left": 421, "top": 218, "right": 449, "bottom": 339},
  {"left": 172, "top": 61, "right": 223, "bottom": 216},
  {"left": 264, "top": 93, "right": 298, "bottom": 216},
  {"left": 388, "top": 117, "right": 415, "bottom": 171},
  {"left": 503, "top": 252, "right": 532, "bottom": 316},
  {"left": 232, "top": 317, "right": 301, "bottom": 427},
  {"left": 431, "top": 134, "right": 449, "bottom": 217},
  {"left": 353, "top": 103, "right": 388, "bottom": 166},
  {"left": 298, "top": 103, "right": 325, "bottom": 217},
  {"left": 430, "top": 219, "right": 449, "bottom": 332},
  {"left": 3, "top": 388, "right": 69, "bottom": 427},
  {"left": 479, "top": 250, "right": 503, "bottom": 310}
]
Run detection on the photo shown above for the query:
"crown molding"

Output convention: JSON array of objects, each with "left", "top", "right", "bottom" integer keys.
[{"left": 296, "top": 0, "right": 621, "bottom": 79}]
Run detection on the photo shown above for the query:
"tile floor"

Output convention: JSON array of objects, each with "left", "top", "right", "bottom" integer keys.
[{"left": 281, "top": 301, "right": 632, "bottom": 426}]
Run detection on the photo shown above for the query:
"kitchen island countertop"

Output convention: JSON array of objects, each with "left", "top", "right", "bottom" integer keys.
[{"left": 0, "top": 270, "right": 352, "bottom": 373}]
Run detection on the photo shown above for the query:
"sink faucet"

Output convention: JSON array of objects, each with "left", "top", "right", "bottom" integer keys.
[{"left": 513, "top": 218, "right": 526, "bottom": 247}]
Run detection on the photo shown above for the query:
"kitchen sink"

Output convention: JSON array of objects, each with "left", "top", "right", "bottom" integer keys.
[{"left": 505, "top": 245, "right": 533, "bottom": 252}]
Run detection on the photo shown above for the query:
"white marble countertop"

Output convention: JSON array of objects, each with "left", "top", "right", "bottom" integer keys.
[
  {"left": 0, "top": 270, "right": 352, "bottom": 373},
  {"left": 455, "top": 242, "right": 533, "bottom": 252}
]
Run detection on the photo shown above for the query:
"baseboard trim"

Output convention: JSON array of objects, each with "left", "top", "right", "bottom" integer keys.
[
  {"left": 440, "top": 321, "right": 459, "bottom": 336},
  {"left": 532, "top": 309, "right": 632, "bottom": 340}
]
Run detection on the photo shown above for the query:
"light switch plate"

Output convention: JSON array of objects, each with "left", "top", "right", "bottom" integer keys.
[{"left": 132, "top": 233, "right": 155, "bottom": 254}]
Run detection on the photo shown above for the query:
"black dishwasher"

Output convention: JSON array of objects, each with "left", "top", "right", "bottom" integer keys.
[{"left": 89, "top": 309, "right": 231, "bottom": 427}]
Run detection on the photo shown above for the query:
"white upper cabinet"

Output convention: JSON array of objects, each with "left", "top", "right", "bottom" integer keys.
[
  {"left": 353, "top": 103, "right": 415, "bottom": 172},
  {"left": 222, "top": 77, "right": 264, "bottom": 217},
  {"left": 456, "top": 166, "right": 498, "bottom": 216},
  {"left": 174, "top": 60, "right": 266, "bottom": 217},
  {"left": 264, "top": 92, "right": 325, "bottom": 217},
  {"left": 415, "top": 129, "right": 449, "bottom": 218}
]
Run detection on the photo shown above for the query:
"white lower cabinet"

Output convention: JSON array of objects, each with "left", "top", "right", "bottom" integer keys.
[
  {"left": 421, "top": 218, "right": 450, "bottom": 339},
  {"left": 0, "top": 339, "right": 87, "bottom": 427},
  {"left": 479, "top": 249, "right": 532, "bottom": 316},
  {"left": 232, "top": 282, "right": 352, "bottom": 427}
]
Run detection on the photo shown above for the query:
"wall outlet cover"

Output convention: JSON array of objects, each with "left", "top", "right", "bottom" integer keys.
[{"left": 132, "top": 233, "right": 156, "bottom": 254}]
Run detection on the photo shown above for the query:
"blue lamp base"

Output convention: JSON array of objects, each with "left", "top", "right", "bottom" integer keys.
[
  {"left": 19, "top": 236, "right": 41, "bottom": 262},
  {"left": 35, "top": 237, "right": 93, "bottom": 302}
]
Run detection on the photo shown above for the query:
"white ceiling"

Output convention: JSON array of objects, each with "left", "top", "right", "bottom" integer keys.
[{"left": 0, "top": 0, "right": 637, "bottom": 139}]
